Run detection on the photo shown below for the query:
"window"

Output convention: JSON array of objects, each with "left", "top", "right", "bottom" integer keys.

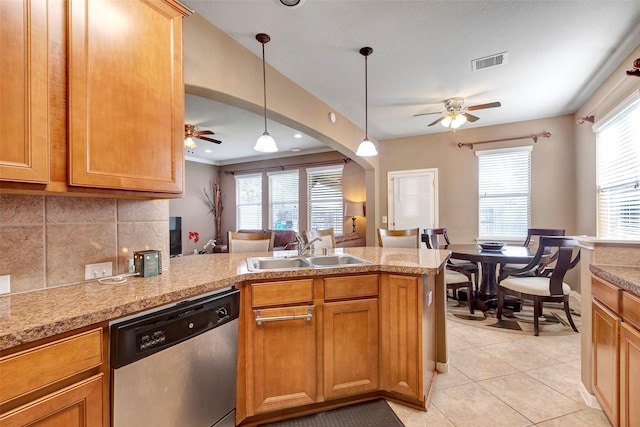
[
  {"left": 477, "top": 146, "right": 531, "bottom": 240},
  {"left": 595, "top": 91, "right": 640, "bottom": 239},
  {"left": 307, "top": 165, "right": 344, "bottom": 235},
  {"left": 268, "top": 171, "right": 299, "bottom": 231},
  {"left": 235, "top": 174, "right": 262, "bottom": 229}
]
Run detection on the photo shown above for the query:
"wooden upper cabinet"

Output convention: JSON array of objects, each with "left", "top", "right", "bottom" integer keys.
[
  {"left": 0, "top": 0, "right": 49, "bottom": 183},
  {"left": 68, "top": 0, "right": 189, "bottom": 193}
]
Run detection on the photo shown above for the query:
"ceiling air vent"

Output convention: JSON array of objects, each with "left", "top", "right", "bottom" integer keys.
[{"left": 472, "top": 52, "right": 508, "bottom": 71}]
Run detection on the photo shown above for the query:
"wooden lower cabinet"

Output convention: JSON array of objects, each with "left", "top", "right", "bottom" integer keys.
[
  {"left": 0, "top": 327, "right": 108, "bottom": 427},
  {"left": 380, "top": 273, "right": 422, "bottom": 401},
  {"left": 0, "top": 375, "right": 103, "bottom": 427},
  {"left": 249, "top": 305, "right": 318, "bottom": 415},
  {"left": 620, "top": 316, "right": 640, "bottom": 427},
  {"left": 323, "top": 299, "right": 379, "bottom": 399},
  {"left": 592, "top": 299, "right": 620, "bottom": 426}
]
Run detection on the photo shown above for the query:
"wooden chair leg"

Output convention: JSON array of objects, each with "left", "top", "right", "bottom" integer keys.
[
  {"left": 564, "top": 300, "right": 579, "bottom": 333},
  {"left": 467, "top": 283, "right": 474, "bottom": 314},
  {"left": 496, "top": 288, "right": 504, "bottom": 319},
  {"left": 533, "top": 296, "right": 540, "bottom": 336}
]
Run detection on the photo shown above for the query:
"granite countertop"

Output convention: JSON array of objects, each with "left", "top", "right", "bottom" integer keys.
[
  {"left": 0, "top": 247, "right": 449, "bottom": 351},
  {"left": 590, "top": 264, "right": 640, "bottom": 297}
]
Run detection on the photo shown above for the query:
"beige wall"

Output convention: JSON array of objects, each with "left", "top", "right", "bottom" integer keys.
[
  {"left": 0, "top": 194, "right": 168, "bottom": 294},
  {"left": 378, "top": 115, "right": 578, "bottom": 243},
  {"left": 169, "top": 161, "right": 219, "bottom": 253},
  {"left": 217, "top": 151, "right": 366, "bottom": 242}
]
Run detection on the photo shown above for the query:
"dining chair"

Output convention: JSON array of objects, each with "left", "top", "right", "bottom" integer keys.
[
  {"left": 303, "top": 228, "right": 336, "bottom": 249},
  {"left": 423, "top": 228, "right": 477, "bottom": 314},
  {"left": 376, "top": 228, "right": 420, "bottom": 248},
  {"left": 228, "top": 231, "right": 275, "bottom": 253},
  {"left": 499, "top": 228, "right": 566, "bottom": 277},
  {"left": 496, "top": 236, "right": 580, "bottom": 336}
]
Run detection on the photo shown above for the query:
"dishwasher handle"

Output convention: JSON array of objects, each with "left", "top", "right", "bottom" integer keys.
[{"left": 255, "top": 306, "right": 313, "bottom": 326}]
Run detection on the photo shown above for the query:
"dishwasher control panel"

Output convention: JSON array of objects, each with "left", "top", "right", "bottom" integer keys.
[{"left": 110, "top": 289, "right": 240, "bottom": 368}]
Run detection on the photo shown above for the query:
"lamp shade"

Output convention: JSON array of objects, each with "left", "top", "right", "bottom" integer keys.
[
  {"left": 184, "top": 136, "right": 197, "bottom": 148},
  {"left": 356, "top": 138, "right": 378, "bottom": 156},
  {"left": 344, "top": 201, "right": 364, "bottom": 217},
  {"left": 254, "top": 131, "right": 278, "bottom": 152}
]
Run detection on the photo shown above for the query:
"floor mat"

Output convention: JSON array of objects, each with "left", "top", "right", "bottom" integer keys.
[{"left": 259, "top": 399, "right": 405, "bottom": 427}]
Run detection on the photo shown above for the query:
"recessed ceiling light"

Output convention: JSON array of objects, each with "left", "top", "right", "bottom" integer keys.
[
  {"left": 205, "top": 149, "right": 212, "bottom": 153},
  {"left": 290, "top": 147, "right": 302, "bottom": 152},
  {"left": 278, "top": 0, "right": 305, "bottom": 7},
  {"left": 294, "top": 133, "right": 302, "bottom": 138}
]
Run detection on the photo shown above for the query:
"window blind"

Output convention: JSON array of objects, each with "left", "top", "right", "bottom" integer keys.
[
  {"left": 307, "top": 165, "right": 344, "bottom": 235},
  {"left": 268, "top": 170, "right": 299, "bottom": 231},
  {"left": 477, "top": 146, "right": 531, "bottom": 240},
  {"left": 235, "top": 174, "right": 262, "bottom": 229},
  {"left": 595, "top": 91, "right": 640, "bottom": 239}
]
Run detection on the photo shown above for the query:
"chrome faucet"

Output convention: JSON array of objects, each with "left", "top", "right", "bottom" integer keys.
[{"left": 296, "top": 233, "right": 321, "bottom": 256}]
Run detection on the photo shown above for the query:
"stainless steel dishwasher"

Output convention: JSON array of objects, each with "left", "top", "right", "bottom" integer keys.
[{"left": 110, "top": 288, "right": 240, "bottom": 427}]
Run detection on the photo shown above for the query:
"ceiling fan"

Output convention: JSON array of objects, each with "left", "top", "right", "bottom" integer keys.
[
  {"left": 184, "top": 124, "right": 222, "bottom": 148},
  {"left": 414, "top": 97, "right": 501, "bottom": 129}
]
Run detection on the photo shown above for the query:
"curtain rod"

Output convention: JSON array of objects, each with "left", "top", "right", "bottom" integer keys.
[
  {"left": 224, "top": 158, "right": 351, "bottom": 176},
  {"left": 457, "top": 132, "right": 551, "bottom": 150}
]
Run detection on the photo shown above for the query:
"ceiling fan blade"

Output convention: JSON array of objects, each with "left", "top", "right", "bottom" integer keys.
[
  {"left": 463, "top": 112, "right": 480, "bottom": 122},
  {"left": 413, "top": 110, "right": 443, "bottom": 117},
  {"left": 467, "top": 101, "right": 501, "bottom": 111},
  {"left": 194, "top": 130, "right": 215, "bottom": 136},
  {"left": 427, "top": 116, "right": 446, "bottom": 127},
  {"left": 197, "top": 135, "right": 222, "bottom": 144}
]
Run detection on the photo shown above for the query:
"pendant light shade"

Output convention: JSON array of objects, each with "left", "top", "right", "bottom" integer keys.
[
  {"left": 356, "top": 47, "right": 377, "bottom": 157},
  {"left": 254, "top": 33, "right": 278, "bottom": 153}
]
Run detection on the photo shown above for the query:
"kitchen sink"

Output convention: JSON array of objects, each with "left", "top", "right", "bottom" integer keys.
[
  {"left": 246, "top": 257, "right": 312, "bottom": 271},
  {"left": 306, "top": 254, "right": 371, "bottom": 267},
  {"left": 246, "top": 254, "right": 370, "bottom": 271}
]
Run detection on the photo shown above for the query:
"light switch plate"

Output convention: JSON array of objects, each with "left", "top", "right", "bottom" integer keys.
[
  {"left": 0, "top": 275, "right": 10, "bottom": 295},
  {"left": 85, "top": 262, "right": 113, "bottom": 280}
]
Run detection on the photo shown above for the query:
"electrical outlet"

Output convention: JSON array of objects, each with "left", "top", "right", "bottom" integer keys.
[
  {"left": 382, "top": 216, "right": 387, "bottom": 224},
  {"left": 0, "top": 275, "right": 10, "bottom": 295},
  {"left": 84, "top": 262, "right": 113, "bottom": 280}
]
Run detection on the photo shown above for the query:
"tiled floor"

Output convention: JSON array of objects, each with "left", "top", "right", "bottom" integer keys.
[{"left": 388, "top": 305, "right": 612, "bottom": 427}]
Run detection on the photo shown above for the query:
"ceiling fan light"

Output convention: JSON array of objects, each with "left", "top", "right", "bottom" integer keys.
[
  {"left": 254, "top": 131, "right": 278, "bottom": 152},
  {"left": 451, "top": 114, "right": 467, "bottom": 129},
  {"left": 441, "top": 115, "right": 453, "bottom": 128},
  {"left": 184, "top": 136, "right": 197, "bottom": 148},
  {"left": 356, "top": 138, "right": 378, "bottom": 157}
]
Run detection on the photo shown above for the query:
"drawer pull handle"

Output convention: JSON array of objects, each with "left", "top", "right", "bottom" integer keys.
[{"left": 255, "top": 307, "right": 312, "bottom": 325}]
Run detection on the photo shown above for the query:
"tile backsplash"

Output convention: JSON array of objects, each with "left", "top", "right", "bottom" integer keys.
[{"left": 0, "top": 194, "right": 169, "bottom": 294}]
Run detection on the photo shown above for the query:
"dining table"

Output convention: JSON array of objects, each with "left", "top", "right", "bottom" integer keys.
[{"left": 437, "top": 243, "right": 545, "bottom": 311}]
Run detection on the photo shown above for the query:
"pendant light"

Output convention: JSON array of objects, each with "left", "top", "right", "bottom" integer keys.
[
  {"left": 356, "top": 47, "right": 378, "bottom": 157},
  {"left": 254, "top": 33, "right": 278, "bottom": 153}
]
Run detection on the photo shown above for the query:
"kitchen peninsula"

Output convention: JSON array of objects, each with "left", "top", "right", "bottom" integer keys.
[{"left": 0, "top": 247, "right": 450, "bottom": 426}]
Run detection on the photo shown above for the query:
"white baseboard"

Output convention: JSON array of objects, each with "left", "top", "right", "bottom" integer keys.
[
  {"left": 436, "top": 361, "right": 449, "bottom": 373},
  {"left": 579, "top": 381, "right": 602, "bottom": 409}
]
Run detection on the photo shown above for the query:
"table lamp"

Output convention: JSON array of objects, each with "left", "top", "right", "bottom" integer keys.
[{"left": 344, "top": 202, "right": 364, "bottom": 233}]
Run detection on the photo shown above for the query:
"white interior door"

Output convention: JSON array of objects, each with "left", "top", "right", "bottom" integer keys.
[{"left": 388, "top": 169, "right": 438, "bottom": 232}]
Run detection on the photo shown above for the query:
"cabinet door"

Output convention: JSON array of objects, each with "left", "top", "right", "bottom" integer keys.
[
  {"left": 249, "top": 305, "right": 317, "bottom": 415},
  {"left": 68, "top": 0, "right": 185, "bottom": 193},
  {"left": 620, "top": 322, "right": 640, "bottom": 427},
  {"left": 323, "top": 299, "right": 379, "bottom": 399},
  {"left": 592, "top": 299, "right": 620, "bottom": 426},
  {"left": 0, "top": 0, "right": 49, "bottom": 183},
  {"left": 380, "top": 274, "right": 422, "bottom": 400},
  {"left": 0, "top": 375, "right": 103, "bottom": 427}
]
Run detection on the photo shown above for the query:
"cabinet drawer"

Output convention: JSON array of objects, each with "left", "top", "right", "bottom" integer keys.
[
  {"left": 252, "top": 279, "right": 314, "bottom": 308},
  {"left": 324, "top": 275, "right": 378, "bottom": 301},
  {"left": 592, "top": 276, "right": 621, "bottom": 313},
  {"left": 0, "top": 328, "right": 103, "bottom": 405},
  {"left": 622, "top": 291, "right": 640, "bottom": 331}
]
